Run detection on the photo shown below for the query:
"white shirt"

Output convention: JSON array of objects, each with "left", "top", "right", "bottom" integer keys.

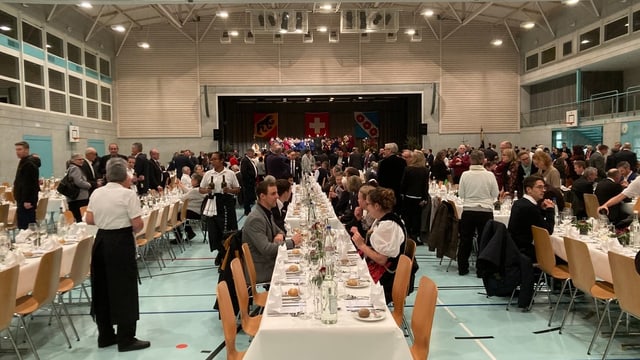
[
  {"left": 623, "top": 177, "right": 640, "bottom": 198},
  {"left": 458, "top": 165, "right": 499, "bottom": 211},
  {"left": 200, "top": 167, "right": 240, "bottom": 194},
  {"left": 87, "top": 182, "right": 142, "bottom": 229},
  {"left": 180, "top": 174, "right": 192, "bottom": 189},
  {"left": 369, "top": 219, "right": 404, "bottom": 258}
]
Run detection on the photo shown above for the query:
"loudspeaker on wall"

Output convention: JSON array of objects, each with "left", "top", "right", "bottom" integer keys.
[
  {"left": 420, "top": 124, "right": 428, "bottom": 135},
  {"left": 213, "top": 129, "right": 221, "bottom": 140}
]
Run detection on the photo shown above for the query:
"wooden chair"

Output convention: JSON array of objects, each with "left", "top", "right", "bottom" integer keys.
[
  {"left": 391, "top": 255, "right": 413, "bottom": 341},
  {"left": 404, "top": 238, "right": 417, "bottom": 262},
  {"left": 179, "top": 199, "right": 197, "bottom": 245},
  {"left": 35, "top": 197, "right": 49, "bottom": 223},
  {"left": 603, "top": 251, "right": 640, "bottom": 359},
  {"left": 633, "top": 200, "right": 640, "bottom": 213},
  {"left": 0, "top": 203, "right": 10, "bottom": 226},
  {"left": 15, "top": 248, "right": 72, "bottom": 359},
  {"left": 79, "top": 205, "right": 88, "bottom": 219},
  {"left": 63, "top": 210, "right": 75, "bottom": 225},
  {"left": 217, "top": 281, "right": 246, "bottom": 360},
  {"left": 410, "top": 276, "right": 438, "bottom": 360},
  {"left": 230, "top": 258, "right": 262, "bottom": 337},
  {"left": 4, "top": 191, "right": 15, "bottom": 203},
  {"left": 0, "top": 265, "right": 21, "bottom": 359},
  {"left": 136, "top": 209, "right": 160, "bottom": 278},
  {"left": 530, "top": 226, "right": 571, "bottom": 325},
  {"left": 56, "top": 236, "right": 95, "bottom": 342},
  {"left": 559, "top": 237, "right": 615, "bottom": 355},
  {"left": 241, "top": 243, "right": 269, "bottom": 308},
  {"left": 583, "top": 193, "right": 600, "bottom": 219},
  {"left": 167, "top": 201, "right": 185, "bottom": 252},
  {"left": 153, "top": 204, "right": 174, "bottom": 264}
]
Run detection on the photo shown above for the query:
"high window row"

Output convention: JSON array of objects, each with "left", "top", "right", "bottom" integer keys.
[{"left": 0, "top": 8, "right": 112, "bottom": 121}]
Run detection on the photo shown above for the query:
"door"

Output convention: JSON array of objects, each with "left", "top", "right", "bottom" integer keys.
[{"left": 22, "top": 135, "right": 53, "bottom": 178}]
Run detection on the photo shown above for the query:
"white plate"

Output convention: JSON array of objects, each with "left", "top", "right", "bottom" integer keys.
[
  {"left": 285, "top": 270, "right": 302, "bottom": 275},
  {"left": 345, "top": 280, "right": 370, "bottom": 289},
  {"left": 287, "top": 250, "right": 303, "bottom": 257},
  {"left": 353, "top": 310, "right": 386, "bottom": 322}
]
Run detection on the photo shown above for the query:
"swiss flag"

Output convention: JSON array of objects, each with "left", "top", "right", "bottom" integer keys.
[{"left": 304, "top": 112, "right": 329, "bottom": 137}]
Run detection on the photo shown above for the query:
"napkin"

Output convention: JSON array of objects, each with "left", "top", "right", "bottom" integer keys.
[
  {"left": 567, "top": 227, "right": 580, "bottom": 238},
  {"left": 202, "top": 197, "right": 217, "bottom": 217},
  {"left": 40, "top": 236, "right": 61, "bottom": 251},
  {"left": 15, "top": 230, "right": 30, "bottom": 244},
  {"left": 3, "top": 250, "right": 20, "bottom": 267},
  {"left": 605, "top": 237, "right": 624, "bottom": 252},
  {"left": 278, "top": 243, "right": 288, "bottom": 261}
]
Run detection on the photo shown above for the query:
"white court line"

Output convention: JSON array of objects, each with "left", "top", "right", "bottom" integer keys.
[{"left": 438, "top": 298, "right": 497, "bottom": 360}]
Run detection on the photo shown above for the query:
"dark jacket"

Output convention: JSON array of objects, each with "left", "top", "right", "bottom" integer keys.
[
  {"left": 14, "top": 155, "right": 40, "bottom": 205},
  {"left": 570, "top": 175, "right": 594, "bottom": 219},
  {"left": 508, "top": 197, "right": 555, "bottom": 262},
  {"left": 595, "top": 178, "right": 625, "bottom": 224},
  {"left": 134, "top": 153, "right": 150, "bottom": 194},
  {"left": 477, "top": 220, "right": 534, "bottom": 308},
  {"left": 428, "top": 200, "right": 459, "bottom": 260}
]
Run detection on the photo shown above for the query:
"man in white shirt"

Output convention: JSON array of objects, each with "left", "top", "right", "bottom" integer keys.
[{"left": 180, "top": 166, "right": 192, "bottom": 188}]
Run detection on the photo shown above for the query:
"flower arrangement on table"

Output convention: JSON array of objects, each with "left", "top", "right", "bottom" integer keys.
[
  {"left": 575, "top": 220, "right": 592, "bottom": 235},
  {"left": 615, "top": 228, "right": 630, "bottom": 246}
]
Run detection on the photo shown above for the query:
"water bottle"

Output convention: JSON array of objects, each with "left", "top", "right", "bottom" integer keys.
[
  {"left": 320, "top": 262, "right": 338, "bottom": 324},
  {"left": 324, "top": 225, "right": 335, "bottom": 257},
  {"left": 552, "top": 198, "right": 559, "bottom": 225},
  {"left": 631, "top": 211, "right": 640, "bottom": 248},
  {"left": 57, "top": 207, "right": 67, "bottom": 237},
  {"left": 0, "top": 223, "right": 9, "bottom": 263},
  {"left": 513, "top": 190, "right": 518, "bottom": 200}
]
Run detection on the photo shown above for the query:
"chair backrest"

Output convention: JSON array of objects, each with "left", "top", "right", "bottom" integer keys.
[
  {"left": 63, "top": 210, "right": 75, "bottom": 225},
  {"left": 67, "top": 236, "right": 94, "bottom": 285},
  {"left": 32, "top": 247, "right": 63, "bottom": 305},
  {"left": 583, "top": 193, "right": 600, "bottom": 219},
  {"left": 531, "top": 226, "right": 557, "bottom": 274},
  {"left": 216, "top": 281, "right": 245, "bottom": 360},
  {"left": 634, "top": 200, "right": 640, "bottom": 214},
  {"left": 563, "top": 237, "right": 596, "bottom": 294},
  {"left": 0, "top": 203, "right": 10, "bottom": 225},
  {"left": 447, "top": 200, "right": 460, "bottom": 219},
  {"left": 391, "top": 254, "right": 412, "bottom": 327},
  {"left": 35, "top": 197, "right": 49, "bottom": 222},
  {"left": 0, "top": 265, "right": 19, "bottom": 330},
  {"left": 241, "top": 243, "right": 259, "bottom": 296},
  {"left": 180, "top": 199, "right": 190, "bottom": 222},
  {"left": 230, "top": 258, "right": 253, "bottom": 332},
  {"left": 404, "top": 238, "right": 416, "bottom": 262},
  {"left": 169, "top": 202, "right": 180, "bottom": 228},
  {"left": 79, "top": 206, "right": 88, "bottom": 218},
  {"left": 410, "top": 276, "right": 438, "bottom": 360},
  {"left": 4, "top": 191, "right": 15, "bottom": 203},
  {"left": 143, "top": 209, "right": 159, "bottom": 240},
  {"left": 157, "top": 205, "right": 170, "bottom": 235},
  {"left": 608, "top": 251, "right": 640, "bottom": 318}
]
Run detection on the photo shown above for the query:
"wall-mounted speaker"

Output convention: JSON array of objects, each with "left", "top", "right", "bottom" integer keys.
[
  {"left": 213, "top": 129, "right": 221, "bottom": 140},
  {"left": 420, "top": 123, "right": 428, "bottom": 135}
]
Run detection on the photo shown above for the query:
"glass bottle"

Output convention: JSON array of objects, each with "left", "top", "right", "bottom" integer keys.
[
  {"left": 221, "top": 175, "right": 227, "bottom": 191},
  {"left": 0, "top": 223, "right": 9, "bottom": 263},
  {"left": 631, "top": 211, "right": 640, "bottom": 248},
  {"left": 320, "top": 262, "right": 338, "bottom": 324},
  {"left": 208, "top": 175, "right": 216, "bottom": 193},
  {"left": 57, "top": 206, "right": 67, "bottom": 237}
]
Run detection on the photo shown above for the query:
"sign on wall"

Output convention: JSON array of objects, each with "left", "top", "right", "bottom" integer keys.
[{"left": 565, "top": 110, "right": 578, "bottom": 128}]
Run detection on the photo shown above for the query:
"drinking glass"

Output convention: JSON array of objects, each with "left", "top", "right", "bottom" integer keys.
[
  {"left": 27, "top": 223, "right": 38, "bottom": 249},
  {"left": 37, "top": 220, "right": 48, "bottom": 245},
  {"left": 298, "top": 282, "right": 312, "bottom": 320}
]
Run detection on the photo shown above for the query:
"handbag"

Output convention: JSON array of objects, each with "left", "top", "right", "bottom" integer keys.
[{"left": 57, "top": 173, "right": 80, "bottom": 199}]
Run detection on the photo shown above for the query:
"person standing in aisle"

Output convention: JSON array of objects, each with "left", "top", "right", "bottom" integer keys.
[{"left": 13, "top": 141, "right": 39, "bottom": 229}]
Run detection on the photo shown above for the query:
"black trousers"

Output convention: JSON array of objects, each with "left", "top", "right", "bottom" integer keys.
[
  {"left": 17, "top": 203, "right": 36, "bottom": 230},
  {"left": 207, "top": 195, "right": 238, "bottom": 255},
  {"left": 458, "top": 210, "right": 493, "bottom": 272},
  {"left": 182, "top": 209, "right": 200, "bottom": 237},
  {"left": 91, "top": 227, "right": 139, "bottom": 344},
  {"left": 68, "top": 198, "right": 89, "bottom": 222},
  {"left": 402, "top": 197, "right": 423, "bottom": 240}
]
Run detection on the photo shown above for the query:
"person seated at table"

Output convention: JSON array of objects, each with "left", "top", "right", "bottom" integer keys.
[
  {"left": 594, "top": 168, "right": 633, "bottom": 224},
  {"left": 617, "top": 161, "right": 637, "bottom": 187},
  {"left": 570, "top": 166, "right": 598, "bottom": 218},
  {"left": 329, "top": 170, "right": 345, "bottom": 210},
  {"left": 66, "top": 153, "right": 93, "bottom": 222},
  {"left": 180, "top": 174, "right": 206, "bottom": 241},
  {"left": 180, "top": 166, "right": 192, "bottom": 188},
  {"left": 243, "top": 180, "right": 302, "bottom": 283},
  {"left": 351, "top": 187, "right": 406, "bottom": 303},
  {"left": 508, "top": 175, "right": 555, "bottom": 262},
  {"left": 336, "top": 175, "right": 362, "bottom": 223},
  {"left": 347, "top": 184, "right": 377, "bottom": 238},
  {"left": 596, "top": 169, "right": 640, "bottom": 225},
  {"left": 533, "top": 150, "right": 561, "bottom": 189},
  {"left": 271, "top": 179, "right": 292, "bottom": 234}
]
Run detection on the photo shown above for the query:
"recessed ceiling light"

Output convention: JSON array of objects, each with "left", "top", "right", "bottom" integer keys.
[
  {"left": 421, "top": 9, "right": 434, "bottom": 17},
  {"left": 78, "top": 1, "right": 92, "bottom": 9},
  {"left": 580, "top": 39, "right": 590, "bottom": 44},
  {"left": 317, "top": 26, "right": 328, "bottom": 32},
  {"left": 491, "top": 39, "right": 503, "bottom": 46},
  {"left": 405, "top": 29, "right": 416, "bottom": 35},
  {"left": 562, "top": 0, "right": 580, "bottom": 5},
  {"left": 110, "top": 24, "right": 126, "bottom": 33},
  {"left": 520, "top": 21, "right": 535, "bottom": 30},
  {"left": 229, "top": 30, "right": 239, "bottom": 36},
  {"left": 137, "top": 42, "right": 150, "bottom": 49},
  {"left": 0, "top": 25, "right": 11, "bottom": 31},
  {"left": 216, "top": 11, "right": 229, "bottom": 18},
  {"left": 320, "top": 4, "right": 332, "bottom": 11}
]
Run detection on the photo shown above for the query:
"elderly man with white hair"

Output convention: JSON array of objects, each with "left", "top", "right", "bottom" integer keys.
[{"left": 180, "top": 166, "right": 192, "bottom": 188}]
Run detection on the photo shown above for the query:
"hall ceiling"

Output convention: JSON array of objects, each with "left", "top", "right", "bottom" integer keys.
[{"left": 23, "top": 1, "right": 572, "bottom": 38}]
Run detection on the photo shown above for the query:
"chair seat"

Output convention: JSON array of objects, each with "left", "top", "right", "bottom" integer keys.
[
  {"left": 549, "top": 264, "right": 570, "bottom": 280},
  {"left": 243, "top": 315, "right": 262, "bottom": 337},
  {"left": 15, "top": 295, "right": 40, "bottom": 315},
  {"left": 254, "top": 291, "right": 269, "bottom": 308},
  {"left": 136, "top": 238, "right": 149, "bottom": 246},
  {"left": 591, "top": 281, "right": 615, "bottom": 300},
  {"left": 58, "top": 277, "right": 75, "bottom": 293}
]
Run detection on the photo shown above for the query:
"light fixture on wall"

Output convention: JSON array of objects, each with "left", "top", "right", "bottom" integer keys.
[
  {"left": 561, "top": 0, "right": 580, "bottom": 5},
  {"left": 110, "top": 24, "right": 126, "bottom": 33},
  {"left": 491, "top": 38, "right": 503, "bottom": 46},
  {"left": 410, "top": 30, "right": 422, "bottom": 42},
  {"left": 317, "top": 26, "right": 328, "bottom": 32},
  {"left": 244, "top": 30, "right": 255, "bottom": 44},
  {"left": 216, "top": 11, "right": 229, "bottom": 18},
  {"left": 137, "top": 41, "right": 150, "bottom": 49},
  {"left": 520, "top": 21, "right": 535, "bottom": 30},
  {"left": 386, "top": 32, "right": 397, "bottom": 42},
  {"left": 360, "top": 32, "right": 370, "bottom": 43},
  {"left": 421, "top": 9, "right": 434, "bottom": 17},
  {"left": 303, "top": 31, "right": 313, "bottom": 43},
  {"left": 329, "top": 30, "right": 339, "bottom": 43},
  {"left": 220, "top": 31, "right": 231, "bottom": 44},
  {"left": 273, "top": 33, "right": 283, "bottom": 44}
]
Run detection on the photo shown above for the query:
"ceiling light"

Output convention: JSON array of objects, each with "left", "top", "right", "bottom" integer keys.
[
  {"left": 317, "top": 26, "right": 328, "bottom": 32},
  {"left": 78, "top": 1, "right": 92, "bottom": 9},
  {"left": 321, "top": 4, "right": 332, "bottom": 11},
  {"left": 46, "top": 44, "right": 52, "bottom": 48},
  {"left": 110, "top": 24, "right": 126, "bottom": 33},
  {"left": 0, "top": 25, "right": 11, "bottom": 31},
  {"left": 421, "top": 9, "right": 434, "bottom": 17},
  {"left": 229, "top": 30, "right": 239, "bottom": 37},
  {"left": 216, "top": 11, "right": 229, "bottom": 18},
  {"left": 562, "top": 0, "right": 580, "bottom": 5},
  {"left": 491, "top": 39, "right": 503, "bottom": 46},
  {"left": 520, "top": 21, "right": 535, "bottom": 30},
  {"left": 405, "top": 29, "right": 416, "bottom": 35},
  {"left": 581, "top": 39, "right": 590, "bottom": 44},
  {"left": 329, "top": 97, "right": 335, "bottom": 102},
  {"left": 137, "top": 42, "right": 150, "bottom": 49}
]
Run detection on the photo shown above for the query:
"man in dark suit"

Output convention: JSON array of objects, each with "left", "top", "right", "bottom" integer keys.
[
  {"left": 516, "top": 150, "right": 538, "bottom": 196},
  {"left": 613, "top": 143, "right": 637, "bottom": 170},
  {"left": 82, "top": 147, "right": 102, "bottom": 194},
  {"left": 148, "top": 148, "right": 164, "bottom": 192},
  {"left": 100, "top": 143, "right": 128, "bottom": 179},
  {"left": 265, "top": 145, "right": 289, "bottom": 180},
  {"left": 13, "top": 141, "right": 40, "bottom": 229},
  {"left": 588, "top": 144, "right": 608, "bottom": 179},
  {"left": 167, "top": 150, "right": 194, "bottom": 180},
  {"left": 240, "top": 149, "right": 257, "bottom": 216},
  {"left": 595, "top": 169, "right": 625, "bottom": 225},
  {"left": 377, "top": 142, "right": 407, "bottom": 213},
  {"left": 131, "top": 142, "right": 149, "bottom": 194},
  {"left": 348, "top": 147, "right": 364, "bottom": 171},
  {"left": 508, "top": 175, "right": 555, "bottom": 262},
  {"left": 271, "top": 179, "right": 292, "bottom": 233},
  {"left": 570, "top": 167, "right": 598, "bottom": 219},
  {"left": 286, "top": 150, "right": 302, "bottom": 183},
  {"left": 617, "top": 161, "right": 638, "bottom": 186}
]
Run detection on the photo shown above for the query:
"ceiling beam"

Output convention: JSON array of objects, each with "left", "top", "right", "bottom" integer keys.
[
  {"left": 535, "top": 2, "right": 555, "bottom": 38},
  {"left": 443, "top": 2, "right": 493, "bottom": 40},
  {"left": 424, "top": 17, "right": 439, "bottom": 40},
  {"left": 113, "top": 5, "right": 143, "bottom": 29},
  {"left": 152, "top": 4, "right": 195, "bottom": 42},
  {"left": 589, "top": 0, "right": 600, "bottom": 18},
  {"left": 115, "top": 24, "right": 132, "bottom": 57},
  {"left": 85, "top": 5, "right": 105, "bottom": 42},
  {"left": 46, "top": 4, "right": 58, "bottom": 22},
  {"left": 504, "top": 19, "right": 519, "bottom": 53},
  {"left": 199, "top": 14, "right": 218, "bottom": 43},
  {"left": 447, "top": 3, "right": 463, "bottom": 24}
]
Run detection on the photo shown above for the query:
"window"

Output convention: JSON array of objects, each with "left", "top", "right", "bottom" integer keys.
[
  {"left": 526, "top": 53, "right": 538, "bottom": 71},
  {"left": 48, "top": 69, "right": 65, "bottom": 91},
  {"left": 25, "top": 85, "right": 44, "bottom": 109},
  {"left": 604, "top": 16, "right": 629, "bottom": 41},
  {"left": 85, "top": 51, "right": 97, "bottom": 71},
  {"left": 86, "top": 81, "right": 98, "bottom": 100},
  {"left": 86, "top": 100, "right": 98, "bottom": 119},
  {"left": 0, "top": 52, "right": 19, "bottom": 79},
  {"left": 69, "top": 96, "right": 83, "bottom": 116},
  {"left": 0, "top": 10, "right": 18, "bottom": 40},
  {"left": 46, "top": 32, "right": 64, "bottom": 58},
  {"left": 101, "top": 104, "right": 111, "bottom": 121},
  {"left": 100, "top": 86, "right": 111, "bottom": 104},
  {"left": 541, "top": 47, "right": 556, "bottom": 65},
  {"left": 0, "top": 78, "right": 20, "bottom": 105},
  {"left": 24, "top": 60, "right": 43, "bottom": 85},
  {"left": 67, "top": 42, "right": 82, "bottom": 64},
  {"left": 579, "top": 28, "right": 600, "bottom": 51},
  {"left": 49, "top": 91, "right": 65, "bottom": 113},
  {"left": 22, "top": 21, "right": 42, "bottom": 49},
  {"left": 99, "top": 58, "right": 110, "bottom": 77},
  {"left": 68, "top": 75, "right": 82, "bottom": 96},
  {"left": 562, "top": 40, "right": 573, "bottom": 56},
  {"left": 633, "top": 10, "right": 640, "bottom": 32}
]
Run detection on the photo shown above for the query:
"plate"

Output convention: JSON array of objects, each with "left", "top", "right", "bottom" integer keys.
[
  {"left": 353, "top": 310, "right": 386, "bottom": 322},
  {"left": 345, "top": 280, "right": 370, "bottom": 289},
  {"left": 62, "top": 241, "right": 78, "bottom": 246},
  {"left": 287, "top": 250, "right": 303, "bottom": 257}
]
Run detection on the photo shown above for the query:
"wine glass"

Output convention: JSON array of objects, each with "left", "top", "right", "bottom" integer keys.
[
  {"left": 298, "top": 282, "right": 312, "bottom": 320},
  {"left": 27, "top": 223, "right": 38, "bottom": 249}
]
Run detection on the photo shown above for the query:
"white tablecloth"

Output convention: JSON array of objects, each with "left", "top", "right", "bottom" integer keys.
[{"left": 15, "top": 241, "right": 80, "bottom": 298}]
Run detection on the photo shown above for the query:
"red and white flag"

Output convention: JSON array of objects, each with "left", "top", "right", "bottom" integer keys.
[{"left": 304, "top": 112, "right": 329, "bottom": 137}]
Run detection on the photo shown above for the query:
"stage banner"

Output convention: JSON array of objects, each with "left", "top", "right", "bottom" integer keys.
[
  {"left": 304, "top": 112, "right": 329, "bottom": 137},
  {"left": 354, "top": 111, "right": 379, "bottom": 138},
  {"left": 253, "top": 113, "right": 278, "bottom": 138}
]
